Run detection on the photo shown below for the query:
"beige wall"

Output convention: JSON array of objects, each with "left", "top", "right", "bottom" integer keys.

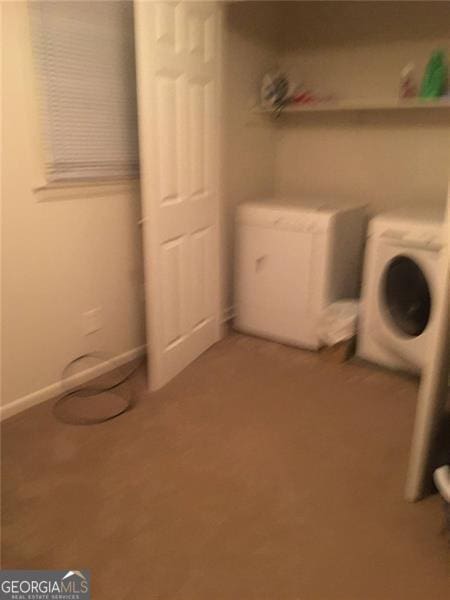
[
  {"left": 1, "top": 2, "right": 145, "bottom": 409},
  {"left": 222, "top": 1, "right": 282, "bottom": 309},
  {"left": 274, "top": 1, "right": 450, "bottom": 213}
]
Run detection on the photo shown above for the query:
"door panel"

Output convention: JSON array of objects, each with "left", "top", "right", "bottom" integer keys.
[
  {"left": 188, "top": 81, "right": 206, "bottom": 195},
  {"left": 161, "top": 237, "right": 185, "bottom": 348},
  {"left": 134, "top": 1, "right": 222, "bottom": 389},
  {"left": 190, "top": 225, "right": 214, "bottom": 329},
  {"left": 155, "top": 74, "right": 182, "bottom": 204}
]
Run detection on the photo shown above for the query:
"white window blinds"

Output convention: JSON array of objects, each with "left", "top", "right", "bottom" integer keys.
[{"left": 30, "top": 1, "right": 139, "bottom": 182}]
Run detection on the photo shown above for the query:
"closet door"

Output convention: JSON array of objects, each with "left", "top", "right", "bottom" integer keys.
[
  {"left": 134, "top": 1, "right": 222, "bottom": 390},
  {"left": 405, "top": 185, "right": 449, "bottom": 501}
]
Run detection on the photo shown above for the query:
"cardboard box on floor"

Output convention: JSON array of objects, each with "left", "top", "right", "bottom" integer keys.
[{"left": 320, "top": 337, "right": 356, "bottom": 364}]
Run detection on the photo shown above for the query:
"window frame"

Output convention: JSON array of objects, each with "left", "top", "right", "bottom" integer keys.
[{"left": 25, "top": 3, "right": 139, "bottom": 203}]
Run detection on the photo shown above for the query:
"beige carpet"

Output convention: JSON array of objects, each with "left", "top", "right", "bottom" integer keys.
[{"left": 1, "top": 333, "right": 449, "bottom": 599}]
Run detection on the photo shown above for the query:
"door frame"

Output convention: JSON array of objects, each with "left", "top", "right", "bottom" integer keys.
[{"left": 405, "top": 185, "right": 449, "bottom": 501}]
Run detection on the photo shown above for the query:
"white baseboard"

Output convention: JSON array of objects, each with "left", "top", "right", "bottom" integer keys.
[{"left": 0, "top": 345, "right": 147, "bottom": 422}]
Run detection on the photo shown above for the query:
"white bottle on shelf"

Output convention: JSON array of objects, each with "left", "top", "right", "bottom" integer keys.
[{"left": 399, "top": 62, "right": 417, "bottom": 99}]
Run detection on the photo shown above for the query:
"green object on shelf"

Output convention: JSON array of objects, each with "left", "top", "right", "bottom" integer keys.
[{"left": 420, "top": 50, "right": 447, "bottom": 98}]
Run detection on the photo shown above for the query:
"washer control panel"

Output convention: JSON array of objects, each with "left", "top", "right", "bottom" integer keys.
[{"left": 380, "top": 228, "right": 443, "bottom": 250}]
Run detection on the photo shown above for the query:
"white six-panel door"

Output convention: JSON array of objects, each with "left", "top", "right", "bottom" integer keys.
[{"left": 134, "top": 1, "right": 222, "bottom": 390}]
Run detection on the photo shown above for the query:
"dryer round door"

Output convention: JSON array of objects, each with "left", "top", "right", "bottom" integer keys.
[{"left": 382, "top": 255, "right": 432, "bottom": 337}]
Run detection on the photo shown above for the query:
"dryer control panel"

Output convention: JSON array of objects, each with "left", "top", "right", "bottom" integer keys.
[{"left": 237, "top": 204, "right": 329, "bottom": 234}]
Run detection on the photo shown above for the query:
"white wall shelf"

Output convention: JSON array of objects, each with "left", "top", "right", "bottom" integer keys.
[{"left": 256, "top": 97, "right": 450, "bottom": 114}]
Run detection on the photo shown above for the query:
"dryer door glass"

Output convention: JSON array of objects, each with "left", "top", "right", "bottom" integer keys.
[{"left": 383, "top": 256, "right": 431, "bottom": 337}]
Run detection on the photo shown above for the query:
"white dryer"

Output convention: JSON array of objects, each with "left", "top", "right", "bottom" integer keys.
[
  {"left": 234, "top": 199, "right": 367, "bottom": 349},
  {"left": 358, "top": 207, "right": 446, "bottom": 374}
]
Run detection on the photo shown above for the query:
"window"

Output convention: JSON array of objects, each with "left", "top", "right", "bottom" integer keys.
[{"left": 30, "top": 1, "right": 139, "bottom": 183}]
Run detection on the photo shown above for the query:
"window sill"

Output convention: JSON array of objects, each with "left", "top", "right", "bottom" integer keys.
[{"left": 34, "top": 178, "right": 140, "bottom": 202}]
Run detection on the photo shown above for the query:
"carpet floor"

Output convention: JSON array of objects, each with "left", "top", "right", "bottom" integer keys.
[{"left": 1, "top": 333, "right": 449, "bottom": 599}]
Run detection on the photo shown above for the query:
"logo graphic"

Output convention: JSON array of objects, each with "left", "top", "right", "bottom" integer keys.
[
  {"left": 62, "top": 571, "right": 87, "bottom": 581},
  {"left": 0, "top": 569, "right": 90, "bottom": 600}
]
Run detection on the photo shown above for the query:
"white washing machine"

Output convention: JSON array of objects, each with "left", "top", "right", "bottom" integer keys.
[
  {"left": 234, "top": 199, "right": 367, "bottom": 349},
  {"left": 357, "top": 207, "right": 446, "bottom": 374}
]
